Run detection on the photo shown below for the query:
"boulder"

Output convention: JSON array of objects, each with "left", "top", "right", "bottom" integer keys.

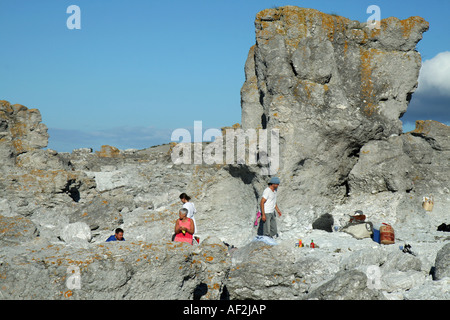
[
  {"left": 434, "top": 242, "right": 450, "bottom": 280},
  {"left": 306, "top": 270, "right": 385, "bottom": 300},
  {"left": 226, "top": 240, "right": 339, "bottom": 300},
  {"left": 0, "top": 101, "right": 48, "bottom": 161},
  {"left": 349, "top": 136, "right": 414, "bottom": 194},
  {"left": 0, "top": 239, "right": 230, "bottom": 300},
  {"left": 60, "top": 222, "right": 92, "bottom": 246},
  {"left": 312, "top": 213, "right": 334, "bottom": 232}
]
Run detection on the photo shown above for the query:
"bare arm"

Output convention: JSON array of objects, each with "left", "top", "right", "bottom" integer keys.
[
  {"left": 186, "top": 219, "right": 195, "bottom": 235},
  {"left": 260, "top": 197, "right": 267, "bottom": 222},
  {"left": 175, "top": 219, "right": 181, "bottom": 234},
  {"left": 275, "top": 204, "right": 282, "bottom": 216}
]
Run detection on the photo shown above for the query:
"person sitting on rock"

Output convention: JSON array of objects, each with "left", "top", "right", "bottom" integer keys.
[
  {"left": 174, "top": 208, "right": 195, "bottom": 245},
  {"left": 106, "top": 228, "right": 125, "bottom": 242}
]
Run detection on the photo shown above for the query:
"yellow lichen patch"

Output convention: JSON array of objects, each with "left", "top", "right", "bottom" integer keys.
[
  {"left": 369, "top": 25, "right": 382, "bottom": 38},
  {"left": 379, "top": 16, "right": 428, "bottom": 39},
  {"left": 11, "top": 104, "right": 29, "bottom": 113},
  {"left": 0, "top": 215, "right": 34, "bottom": 239},
  {"left": 256, "top": 8, "right": 281, "bottom": 21},
  {"left": 318, "top": 11, "right": 348, "bottom": 42},
  {"left": 411, "top": 120, "right": 447, "bottom": 135},
  {"left": 275, "top": 7, "right": 351, "bottom": 47},
  {"left": 359, "top": 47, "right": 383, "bottom": 116},
  {"left": 63, "top": 290, "right": 73, "bottom": 298},
  {"left": 398, "top": 16, "right": 428, "bottom": 38},
  {"left": 212, "top": 283, "right": 220, "bottom": 290},
  {"left": 360, "top": 15, "right": 427, "bottom": 44},
  {"left": 168, "top": 142, "right": 177, "bottom": 156},
  {"left": 344, "top": 40, "right": 349, "bottom": 55},
  {"left": 9, "top": 122, "right": 27, "bottom": 138},
  {"left": 412, "top": 120, "right": 428, "bottom": 134},
  {"left": 9, "top": 122, "right": 29, "bottom": 154},
  {"left": 0, "top": 100, "right": 13, "bottom": 112},
  {"left": 96, "top": 145, "right": 120, "bottom": 158},
  {"left": 221, "top": 123, "right": 241, "bottom": 135}
]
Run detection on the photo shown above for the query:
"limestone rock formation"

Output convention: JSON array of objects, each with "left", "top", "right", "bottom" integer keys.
[
  {"left": 0, "top": 101, "right": 48, "bottom": 162},
  {"left": 0, "top": 237, "right": 229, "bottom": 299},
  {"left": 240, "top": 6, "right": 430, "bottom": 214}
]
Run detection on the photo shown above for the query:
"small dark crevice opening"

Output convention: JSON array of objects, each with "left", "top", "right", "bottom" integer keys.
[
  {"left": 63, "top": 179, "right": 81, "bottom": 202},
  {"left": 261, "top": 113, "right": 268, "bottom": 129},
  {"left": 220, "top": 285, "right": 230, "bottom": 300},
  {"left": 193, "top": 283, "right": 208, "bottom": 300}
]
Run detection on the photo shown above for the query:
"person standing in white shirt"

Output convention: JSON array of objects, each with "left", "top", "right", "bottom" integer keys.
[
  {"left": 180, "top": 193, "right": 197, "bottom": 234},
  {"left": 260, "top": 177, "right": 282, "bottom": 238}
]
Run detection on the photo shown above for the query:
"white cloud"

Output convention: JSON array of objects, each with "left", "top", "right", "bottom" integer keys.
[
  {"left": 417, "top": 51, "right": 450, "bottom": 96},
  {"left": 402, "top": 51, "right": 450, "bottom": 128}
]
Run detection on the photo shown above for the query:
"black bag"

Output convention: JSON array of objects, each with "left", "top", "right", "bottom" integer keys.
[{"left": 437, "top": 223, "right": 450, "bottom": 232}]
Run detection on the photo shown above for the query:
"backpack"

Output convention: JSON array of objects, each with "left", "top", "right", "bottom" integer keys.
[
  {"left": 342, "top": 221, "right": 374, "bottom": 239},
  {"left": 341, "top": 213, "right": 373, "bottom": 239}
]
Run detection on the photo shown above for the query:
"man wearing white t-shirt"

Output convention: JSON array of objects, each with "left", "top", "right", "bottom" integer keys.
[{"left": 260, "top": 177, "right": 282, "bottom": 238}]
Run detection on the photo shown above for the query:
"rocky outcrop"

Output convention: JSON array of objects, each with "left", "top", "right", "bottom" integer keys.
[
  {"left": 0, "top": 237, "right": 229, "bottom": 299},
  {"left": 0, "top": 6, "right": 449, "bottom": 300},
  {"left": 307, "top": 270, "right": 386, "bottom": 300},
  {"left": 241, "top": 6, "right": 430, "bottom": 214},
  {"left": 0, "top": 215, "right": 38, "bottom": 244},
  {"left": 434, "top": 243, "right": 450, "bottom": 280},
  {"left": 0, "top": 101, "right": 48, "bottom": 161},
  {"left": 349, "top": 120, "right": 450, "bottom": 196}
]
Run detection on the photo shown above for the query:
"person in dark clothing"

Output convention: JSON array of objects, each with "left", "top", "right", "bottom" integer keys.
[{"left": 106, "top": 228, "right": 125, "bottom": 242}]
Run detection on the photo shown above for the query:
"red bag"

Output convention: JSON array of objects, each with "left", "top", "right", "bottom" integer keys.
[{"left": 380, "top": 223, "right": 395, "bottom": 245}]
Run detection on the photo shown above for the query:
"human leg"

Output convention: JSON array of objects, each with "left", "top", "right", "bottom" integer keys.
[
  {"left": 270, "top": 214, "right": 278, "bottom": 238},
  {"left": 262, "top": 212, "right": 274, "bottom": 237}
]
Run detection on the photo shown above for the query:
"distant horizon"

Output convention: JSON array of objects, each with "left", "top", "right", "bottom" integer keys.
[{"left": 39, "top": 118, "right": 445, "bottom": 154}]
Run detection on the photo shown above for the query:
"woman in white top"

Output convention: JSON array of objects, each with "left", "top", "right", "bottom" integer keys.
[{"left": 180, "top": 193, "right": 197, "bottom": 234}]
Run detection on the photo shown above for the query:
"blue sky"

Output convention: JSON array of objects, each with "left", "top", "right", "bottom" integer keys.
[{"left": 1, "top": 0, "right": 449, "bottom": 152}]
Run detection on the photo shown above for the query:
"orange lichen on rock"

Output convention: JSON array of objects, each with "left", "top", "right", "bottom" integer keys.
[
  {"left": 96, "top": 145, "right": 121, "bottom": 158},
  {"left": 380, "top": 16, "right": 429, "bottom": 39},
  {"left": 255, "top": 7, "right": 351, "bottom": 48},
  {"left": 359, "top": 47, "right": 383, "bottom": 116},
  {"left": 411, "top": 120, "right": 447, "bottom": 135},
  {"left": 0, "top": 100, "right": 48, "bottom": 155}
]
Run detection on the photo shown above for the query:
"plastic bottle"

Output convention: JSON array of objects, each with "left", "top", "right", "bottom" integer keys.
[
  {"left": 310, "top": 240, "right": 315, "bottom": 248},
  {"left": 299, "top": 239, "right": 302, "bottom": 248}
]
